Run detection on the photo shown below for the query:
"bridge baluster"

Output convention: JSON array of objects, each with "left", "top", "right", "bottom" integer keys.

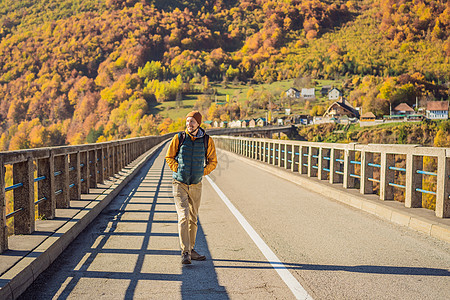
[
  {"left": 54, "top": 154, "right": 70, "bottom": 208},
  {"left": 0, "top": 158, "right": 7, "bottom": 252},
  {"left": 436, "top": 156, "right": 450, "bottom": 218},
  {"left": 291, "top": 145, "right": 298, "bottom": 172},
  {"left": 37, "top": 154, "right": 56, "bottom": 219},
  {"left": 300, "top": 146, "right": 308, "bottom": 175},
  {"left": 89, "top": 150, "right": 97, "bottom": 189},
  {"left": 380, "top": 152, "right": 395, "bottom": 201},
  {"left": 272, "top": 142, "right": 276, "bottom": 165},
  {"left": 318, "top": 147, "right": 326, "bottom": 180},
  {"left": 13, "top": 158, "right": 35, "bottom": 234},
  {"left": 329, "top": 149, "right": 341, "bottom": 184},
  {"left": 405, "top": 154, "right": 423, "bottom": 207},
  {"left": 69, "top": 152, "right": 81, "bottom": 202},
  {"left": 360, "top": 151, "right": 374, "bottom": 194},
  {"left": 307, "top": 146, "right": 316, "bottom": 178},
  {"left": 97, "top": 147, "right": 104, "bottom": 184},
  {"left": 80, "top": 151, "right": 89, "bottom": 194},
  {"left": 284, "top": 144, "right": 289, "bottom": 169},
  {"left": 344, "top": 149, "right": 356, "bottom": 189}
]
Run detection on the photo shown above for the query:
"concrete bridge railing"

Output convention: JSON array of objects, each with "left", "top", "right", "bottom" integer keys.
[
  {"left": 0, "top": 126, "right": 293, "bottom": 255},
  {"left": 214, "top": 136, "right": 450, "bottom": 219},
  {"left": 0, "top": 134, "right": 172, "bottom": 253}
]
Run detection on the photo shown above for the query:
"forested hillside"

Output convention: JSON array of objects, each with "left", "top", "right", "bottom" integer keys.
[{"left": 0, "top": 0, "right": 448, "bottom": 150}]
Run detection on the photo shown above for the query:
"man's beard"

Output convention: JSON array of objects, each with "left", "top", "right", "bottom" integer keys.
[{"left": 188, "top": 126, "right": 199, "bottom": 133}]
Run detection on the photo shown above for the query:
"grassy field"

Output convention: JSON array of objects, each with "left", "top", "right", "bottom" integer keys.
[{"left": 151, "top": 79, "right": 344, "bottom": 121}]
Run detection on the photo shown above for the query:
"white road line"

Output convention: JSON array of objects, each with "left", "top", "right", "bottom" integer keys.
[{"left": 206, "top": 175, "right": 313, "bottom": 300}]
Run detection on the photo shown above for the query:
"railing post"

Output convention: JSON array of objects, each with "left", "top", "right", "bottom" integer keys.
[
  {"left": 284, "top": 144, "right": 289, "bottom": 169},
  {"left": 257, "top": 141, "right": 261, "bottom": 160},
  {"left": 343, "top": 149, "right": 355, "bottom": 188},
  {"left": 263, "top": 141, "right": 267, "bottom": 162},
  {"left": 13, "top": 158, "right": 35, "bottom": 234},
  {"left": 318, "top": 147, "right": 326, "bottom": 180},
  {"left": 272, "top": 142, "right": 276, "bottom": 165},
  {"left": 97, "top": 147, "right": 104, "bottom": 184},
  {"left": 291, "top": 145, "right": 298, "bottom": 172},
  {"left": 0, "top": 158, "right": 8, "bottom": 252},
  {"left": 307, "top": 146, "right": 316, "bottom": 177},
  {"left": 247, "top": 140, "right": 250, "bottom": 158},
  {"left": 120, "top": 144, "right": 125, "bottom": 170},
  {"left": 436, "top": 156, "right": 450, "bottom": 218},
  {"left": 69, "top": 152, "right": 81, "bottom": 201},
  {"left": 380, "top": 152, "right": 395, "bottom": 201},
  {"left": 54, "top": 154, "right": 70, "bottom": 208},
  {"left": 300, "top": 146, "right": 308, "bottom": 175},
  {"left": 110, "top": 145, "right": 116, "bottom": 176},
  {"left": 405, "top": 153, "right": 423, "bottom": 207},
  {"left": 329, "top": 149, "right": 339, "bottom": 184},
  {"left": 89, "top": 150, "right": 97, "bottom": 188},
  {"left": 37, "top": 154, "right": 56, "bottom": 219},
  {"left": 104, "top": 146, "right": 110, "bottom": 179},
  {"left": 278, "top": 143, "right": 282, "bottom": 167},
  {"left": 80, "top": 151, "right": 89, "bottom": 194},
  {"left": 360, "top": 151, "right": 373, "bottom": 194}
]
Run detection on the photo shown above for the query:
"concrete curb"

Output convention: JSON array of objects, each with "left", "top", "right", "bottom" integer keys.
[
  {"left": 222, "top": 149, "right": 450, "bottom": 244},
  {"left": 0, "top": 140, "right": 168, "bottom": 300}
]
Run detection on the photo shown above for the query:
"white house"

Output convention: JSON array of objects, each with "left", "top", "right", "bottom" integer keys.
[
  {"left": 301, "top": 88, "right": 315, "bottom": 99},
  {"left": 256, "top": 118, "right": 267, "bottom": 127},
  {"left": 286, "top": 88, "right": 300, "bottom": 98},
  {"left": 328, "top": 88, "right": 343, "bottom": 101},
  {"left": 426, "top": 101, "right": 449, "bottom": 120}
]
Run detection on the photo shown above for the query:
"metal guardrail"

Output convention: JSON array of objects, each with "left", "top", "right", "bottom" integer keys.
[{"left": 214, "top": 136, "right": 450, "bottom": 219}]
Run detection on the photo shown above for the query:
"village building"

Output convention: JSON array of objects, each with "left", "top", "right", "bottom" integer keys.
[
  {"left": 426, "top": 101, "right": 449, "bottom": 120},
  {"left": 256, "top": 118, "right": 267, "bottom": 127},
  {"left": 328, "top": 88, "right": 343, "bottom": 101},
  {"left": 393, "top": 103, "right": 414, "bottom": 115},
  {"left": 321, "top": 85, "right": 332, "bottom": 96},
  {"left": 285, "top": 88, "right": 300, "bottom": 98},
  {"left": 248, "top": 119, "right": 257, "bottom": 128},
  {"left": 360, "top": 112, "right": 376, "bottom": 121},
  {"left": 213, "top": 120, "right": 219, "bottom": 128},
  {"left": 219, "top": 121, "right": 228, "bottom": 128},
  {"left": 301, "top": 88, "right": 315, "bottom": 100},
  {"left": 277, "top": 118, "right": 284, "bottom": 125},
  {"left": 241, "top": 120, "right": 251, "bottom": 128},
  {"left": 323, "top": 98, "right": 360, "bottom": 119}
]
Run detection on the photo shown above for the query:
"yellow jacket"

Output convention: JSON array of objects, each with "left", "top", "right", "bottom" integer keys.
[{"left": 165, "top": 129, "right": 218, "bottom": 176}]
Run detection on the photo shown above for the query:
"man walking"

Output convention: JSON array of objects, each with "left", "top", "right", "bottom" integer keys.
[{"left": 165, "top": 111, "right": 217, "bottom": 264}]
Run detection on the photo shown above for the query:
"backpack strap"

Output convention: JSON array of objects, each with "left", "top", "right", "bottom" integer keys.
[
  {"left": 176, "top": 131, "right": 186, "bottom": 157},
  {"left": 204, "top": 133, "right": 209, "bottom": 162}
]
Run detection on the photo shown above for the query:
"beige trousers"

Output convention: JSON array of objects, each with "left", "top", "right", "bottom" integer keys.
[{"left": 172, "top": 179, "right": 202, "bottom": 254}]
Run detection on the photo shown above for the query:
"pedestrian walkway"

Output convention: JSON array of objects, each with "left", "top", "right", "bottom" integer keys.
[
  {"left": 19, "top": 145, "right": 295, "bottom": 299},
  {"left": 18, "top": 143, "right": 450, "bottom": 300}
]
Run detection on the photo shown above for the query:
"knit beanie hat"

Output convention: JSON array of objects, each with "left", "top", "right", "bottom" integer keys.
[{"left": 186, "top": 111, "right": 202, "bottom": 125}]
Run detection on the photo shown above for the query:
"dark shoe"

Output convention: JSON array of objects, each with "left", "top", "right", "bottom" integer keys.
[
  {"left": 181, "top": 252, "right": 191, "bottom": 264},
  {"left": 191, "top": 249, "right": 206, "bottom": 261}
]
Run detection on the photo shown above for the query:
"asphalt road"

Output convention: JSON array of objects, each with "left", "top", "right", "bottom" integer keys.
[{"left": 19, "top": 144, "right": 450, "bottom": 299}]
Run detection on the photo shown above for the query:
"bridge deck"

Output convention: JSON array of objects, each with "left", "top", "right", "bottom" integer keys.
[{"left": 19, "top": 143, "right": 450, "bottom": 299}]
